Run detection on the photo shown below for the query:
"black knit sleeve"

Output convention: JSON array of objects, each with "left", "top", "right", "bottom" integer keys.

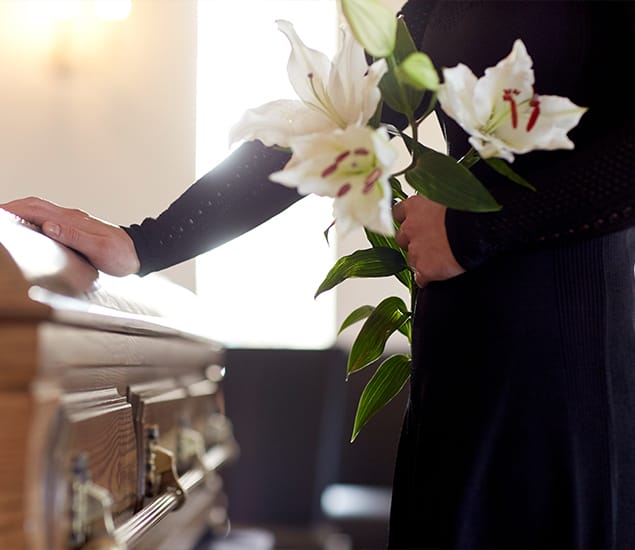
[
  {"left": 397, "top": 0, "right": 635, "bottom": 270},
  {"left": 445, "top": 118, "right": 635, "bottom": 270},
  {"left": 123, "top": 140, "right": 298, "bottom": 276}
]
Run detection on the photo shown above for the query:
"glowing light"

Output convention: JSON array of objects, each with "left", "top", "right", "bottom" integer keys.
[
  {"left": 48, "top": 1, "right": 83, "bottom": 21},
  {"left": 18, "top": 0, "right": 130, "bottom": 24},
  {"left": 195, "top": 0, "right": 338, "bottom": 349},
  {"left": 94, "top": 0, "right": 131, "bottom": 21},
  {"left": 18, "top": 0, "right": 81, "bottom": 24}
]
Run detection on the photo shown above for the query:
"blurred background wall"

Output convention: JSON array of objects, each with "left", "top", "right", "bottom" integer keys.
[{"left": 0, "top": 0, "right": 198, "bottom": 287}]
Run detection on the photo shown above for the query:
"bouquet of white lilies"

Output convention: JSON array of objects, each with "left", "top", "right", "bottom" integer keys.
[{"left": 230, "top": 0, "right": 586, "bottom": 441}]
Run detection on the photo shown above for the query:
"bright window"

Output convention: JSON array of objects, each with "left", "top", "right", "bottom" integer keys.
[{"left": 195, "top": 0, "right": 338, "bottom": 349}]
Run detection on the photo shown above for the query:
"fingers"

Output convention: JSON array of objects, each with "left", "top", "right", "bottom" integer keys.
[
  {"left": 391, "top": 195, "right": 465, "bottom": 288},
  {"left": 3, "top": 197, "right": 90, "bottom": 249},
  {"left": 392, "top": 200, "right": 406, "bottom": 224},
  {"left": 1, "top": 197, "right": 141, "bottom": 277},
  {"left": 412, "top": 270, "right": 426, "bottom": 289},
  {"left": 407, "top": 255, "right": 427, "bottom": 288},
  {"left": 395, "top": 227, "right": 409, "bottom": 250},
  {"left": 392, "top": 200, "right": 410, "bottom": 249},
  {"left": 1, "top": 197, "right": 59, "bottom": 227},
  {"left": 41, "top": 219, "right": 88, "bottom": 250}
]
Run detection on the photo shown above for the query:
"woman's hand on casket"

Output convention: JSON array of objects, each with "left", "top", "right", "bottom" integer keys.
[{"left": 1, "top": 197, "right": 140, "bottom": 276}]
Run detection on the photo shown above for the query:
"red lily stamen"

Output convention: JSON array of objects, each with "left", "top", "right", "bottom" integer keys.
[
  {"left": 335, "top": 151, "right": 351, "bottom": 163},
  {"left": 503, "top": 88, "right": 520, "bottom": 128},
  {"left": 321, "top": 163, "right": 338, "bottom": 178},
  {"left": 337, "top": 183, "right": 352, "bottom": 197},
  {"left": 363, "top": 167, "right": 382, "bottom": 194},
  {"left": 354, "top": 148, "right": 370, "bottom": 156},
  {"left": 322, "top": 150, "right": 352, "bottom": 178},
  {"left": 526, "top": 96, "right": 541, "bottom": 132}
]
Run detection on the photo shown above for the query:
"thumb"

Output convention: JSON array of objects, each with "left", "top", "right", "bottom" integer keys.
[
  {"left": 41, "top": 221, "right": 61, "bottom": 239},
  {"left": 41, "top": 220, "right": 86, "bottom": 250}
]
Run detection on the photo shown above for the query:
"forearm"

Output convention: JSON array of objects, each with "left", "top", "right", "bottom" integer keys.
[{"left": 123, "top": 140, "right": 299, "bottom": 276}]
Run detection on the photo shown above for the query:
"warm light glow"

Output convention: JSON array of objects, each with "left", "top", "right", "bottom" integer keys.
[
  {"left": 195, "top": 0, "right": 338, "bottom": 349},
  {"left": 18, "top": 0, "right": 130, "bottom": 23},
  {"left": 10, "top": 0, "right": 131, "bottom": 73},
  {"left": 46, "top": 1, "right": 83, "bottom": 21},
  {"left": 18, "top": 1, "right": 76, "bottom": 24},
  {"left": 94, "top": 0, "right": 131, "bottom": 21}
]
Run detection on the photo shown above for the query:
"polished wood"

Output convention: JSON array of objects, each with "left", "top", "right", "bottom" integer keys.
[{"left": 0, "top": 208, "right": 236, "bottom": 550}]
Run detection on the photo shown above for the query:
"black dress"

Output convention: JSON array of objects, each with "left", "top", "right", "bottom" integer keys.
[{"left": 123, "top": 2, "right": 635, "bottom": 547}]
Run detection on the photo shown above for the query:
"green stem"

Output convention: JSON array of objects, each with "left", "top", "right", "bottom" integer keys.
[
  {"left": 414, "top": 91, "right": 439, "bottom": 126},
  {"left": 458, "top": 147, "right": 481, "bottom": 169},
  {"left": 391, "top": 129, "right": 418, "bottom": 178}
]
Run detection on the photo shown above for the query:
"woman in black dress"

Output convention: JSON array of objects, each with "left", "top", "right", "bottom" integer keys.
[
  {"left": 3, "top": 2, "right": 634, "bottom": 548},
  {"left": 388, "top": 2, "right": 635, "bottom": 548}
]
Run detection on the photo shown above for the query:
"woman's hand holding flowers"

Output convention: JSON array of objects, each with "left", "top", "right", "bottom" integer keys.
[{"left": 393, "top": 197, "right": 464, "bottom": 288}]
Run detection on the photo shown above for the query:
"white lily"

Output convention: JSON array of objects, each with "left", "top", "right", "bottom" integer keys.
[
  {"left": 229, "top": 20, "right": 387, "bottom": 148},
  {"left": 438, "top": 39, "right": 587, "bottom": 163},
  {"left": 270, "top": 125, "right": 398, "bottom": 237}
]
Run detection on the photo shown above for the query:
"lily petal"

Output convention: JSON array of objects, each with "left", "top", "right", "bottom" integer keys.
[
  {"left": 228, "top": 99, "right": 332, "bottom": 148},
  {"left": 277, "top": 19, "right": 332, "bottom": 110},
  {"left": 438, "top": 39, "right": 587, "bottom": 162},
  {"left": 230, "top": 20, "right": 386, "bottom": 149},
  {"left": 330, "top": 26, "right": 388, "bottom": 126},
  {"left": 437, "top": 64, "right": 479, "bottom": 132},
  {"left": 493, "top": 94, "right": 587, "bottom": 154},
  {"left": 270, "top": 125, "right": 398, "bottom": 236}
]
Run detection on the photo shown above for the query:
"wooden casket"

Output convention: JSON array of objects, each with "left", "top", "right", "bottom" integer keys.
[{"left": 0, "top": 208, "right": 238, "bottom": 550}]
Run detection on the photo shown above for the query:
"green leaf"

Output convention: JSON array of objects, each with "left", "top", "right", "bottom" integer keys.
[
  {"left": 322, "top": 220, "right": 336, "bottom": 245},
  {"left": 351, "top": 354, "right": 411, "bottom": 441},
  {"left": 405, "top": 145, "right": 502, "bottom": 212},
  {"left": 379, "top": 17, "right": 424, "bottom": 117},
  {"left": 485, "top": 157, "right": 536, "bottom": 191},
  {"left": 397, "top": 317, "right": 412, "bottom": 343},
  {"left": 338, "top": 305, "right": 375, "bottom": 335},
  {"left": 390, "top": 175, "right": 408, "bottom": 201},
  {"left": 315, "top": 247, "right": 407, "bottom": 298},
  {"left": 368, "top": 97, "right": 384, "bottom": 129},
  {"left": 365, "top": 229, "right": 412, "bottom": 291},
  {"left": 347, "top": 296, "right": 410, "bottom": 377},
  {"left": 341, "top": 0, "right": 397, "bottom": 58},
  {"left": 395, "top": 52, "right": 439, "bottom": 92}
]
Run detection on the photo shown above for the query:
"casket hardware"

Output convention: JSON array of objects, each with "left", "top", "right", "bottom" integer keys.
[
  {"left": 177, "top": 423, "right": 207, "bottom": 475},
  {"left": 68, "top": 454, "right": 122, "bottom": 550},
  {"left": 144, "top": 425, "right": 186, "bottom": 510}
]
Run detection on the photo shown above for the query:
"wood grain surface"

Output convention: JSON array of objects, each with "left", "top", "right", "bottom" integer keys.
[{"left": 0, "top": 211, "right": 232, "bottom": 549}]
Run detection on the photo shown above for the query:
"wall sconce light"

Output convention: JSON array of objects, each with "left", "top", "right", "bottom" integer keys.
[
  {"left": 19, "top": 0, "right": 131, "bottom": 23},
  {"left": 16, "top": 0, "right": 132, "bottom": 76}
]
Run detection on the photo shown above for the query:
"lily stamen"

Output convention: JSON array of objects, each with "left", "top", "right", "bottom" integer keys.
[
  {"left": 337, "top": 183, "right": 352, "bottom": 197},
  {"left": 503, "top": 88, "right": 521, "bottom": 128},
  {"left": 336, "top": 151, "right": 351, "bottom": 163},
  {"left": 322, "top": 149, "right": 355, "bottom": 178},
  {"left": 526, "top": 96, "right": 541, "bottom": 132},
  {"left": 363, "top": 167, "right": 382, "bottom": 193},
  {"left": 307, "top": 73, "right": 348, "bottom": 128},
  {"left": 322, "top": 163, "right": 338, "bottom": 178}
]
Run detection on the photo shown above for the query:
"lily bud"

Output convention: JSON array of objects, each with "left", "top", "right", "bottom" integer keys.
[
  {"left": 396, "top": 52, "right": 439, "bottom": 92},
  {"left": 340, "top": 0, "right": 397, "bottom": 58}
]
